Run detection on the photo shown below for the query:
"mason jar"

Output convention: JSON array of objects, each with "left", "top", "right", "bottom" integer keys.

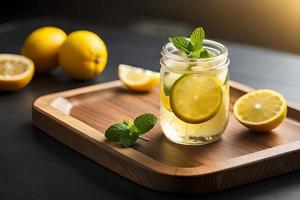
[{"left": 160, "top": 39, "right": 230, "bottom": 145}]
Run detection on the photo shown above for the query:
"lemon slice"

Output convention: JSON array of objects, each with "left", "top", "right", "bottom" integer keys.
[
  {"left": 118, "top": 64, "right": 160, "bottom": 92},
  {"left": 160, "top": 85, "right": 172, "bottom": 111},
  {"left": 0, "top": 54, "right": 34, "bottom": 91},
  {"left": 170, "top": 74, "right": 222, "bottom": 124},
  {"left": 233, "top": 89, "right": 287, "bottom": 132}
]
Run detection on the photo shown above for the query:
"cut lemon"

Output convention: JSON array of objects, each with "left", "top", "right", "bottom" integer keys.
[
  {"left": 118, "top": 64, "right": 160, "bottom": 92},
  {"left": 0, "top": 54, "right": 34, "bottom": 91},
  {"left": 160, "top": 85, "right": 172, "bottom": 111},
  {"left": 170, "top": 74, "right": 222, "bottom": 124},
  {"left": 233, "top": 89, "right": 287, "bottom": 132}
]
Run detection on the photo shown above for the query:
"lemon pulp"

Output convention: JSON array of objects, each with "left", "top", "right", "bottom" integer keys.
[
  {"left": 0, "top": 54, "right": 34, "bottom": 91},
  {"left": 0, "top": 59, "right": 27, "bottom": 76}
]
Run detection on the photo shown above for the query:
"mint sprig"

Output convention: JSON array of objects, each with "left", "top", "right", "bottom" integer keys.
[
  {"left": 169, "top": 27, "right": 210, "bottom": 59},
  {"left": 105, "top": 113, "right": 158, "bottom": 147},
  {"left": 169, "top": 37, "right": 190, "bottom": 55}
]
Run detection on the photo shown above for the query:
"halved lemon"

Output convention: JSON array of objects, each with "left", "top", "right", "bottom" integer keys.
[
  {"left": 233, "top": 89, "right": 287, "bottom": 132},
  {"left": 0, "top": 54, "right": 34, "bottom": 91},
  {"left": 118, "top": 64, "right": 160, "bottom": 92},
  {"left": 170, "top": 74, "right": 222, "bottom": 124}
]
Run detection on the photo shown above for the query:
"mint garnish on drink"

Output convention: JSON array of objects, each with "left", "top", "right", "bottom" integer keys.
[
  {"left": 105, "top": 113, "right": 158, "bottom": 147},
  {"left": 169, "top": 27, "right": 210, "bottom": 59}
]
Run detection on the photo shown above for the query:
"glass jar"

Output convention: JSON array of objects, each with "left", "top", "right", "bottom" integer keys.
[{"left": 160, "top": 39, "right": 230, "bottom": 145}]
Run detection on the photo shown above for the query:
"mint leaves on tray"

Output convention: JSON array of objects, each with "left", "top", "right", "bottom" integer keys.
[{"left": 105, "top": 113, "right": 158, "bottom": 147}]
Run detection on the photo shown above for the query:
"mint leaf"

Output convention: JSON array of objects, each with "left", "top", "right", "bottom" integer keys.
[
  {"left": 105, "top": 113, "right": 158, "bottom": 147},
  {"left": 189, "top": 50, "right": 201, "bottom": 59},
  {"left": 123, "top": 120, "right": 138, "bottom": 133},
  {"left": 119, "top": 131, "right": 139, "bottom": 147},
  {"left": 163, "top": 71, "right": 170, "bottom": 76},
  {"left": 169, "top": 26, "right": 210, "bottom": 59},
  {"left": 134, "top": 113, "right": 158, "bottom": 135},
  {"left": 105, "top": 122, "right": 130, "bottom": 141},
  {"left": 169, "top": 37, "right": 189, "bottom": 54},
  {"left": 163, "top": 84, "right": 171, "bottom": 96},
  {"left": 187, "top": 42, "right": 195, "bottom": 52},
  {"left": 190, "top": 27, "right": 205, "bottom": 50},
  {"left": 200, "top": 50, "right": 210, "bottom": 58},
  {"left": 163, "top": 72, "right": 171, "bottom": 96}
]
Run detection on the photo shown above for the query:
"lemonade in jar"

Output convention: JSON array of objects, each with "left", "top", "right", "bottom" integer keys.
[{"left": 160, "top": 27, "right": 230, "bottom": 145}]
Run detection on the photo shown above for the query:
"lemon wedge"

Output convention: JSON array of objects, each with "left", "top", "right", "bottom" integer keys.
[
  {"left": 233, "top": 89, "right": 287, "bottom": 132},
  {"left": 170, "top": 74, "right": 222, "bottom": 124},
  {"left": 160, "top": 85, "right": 172, "bottom": 111},
  {"left": 118, "top": 64, "right": 160, "bottom": 92},
  {"left": 0, "top": 54, "right": 34, "bottom": 91}
]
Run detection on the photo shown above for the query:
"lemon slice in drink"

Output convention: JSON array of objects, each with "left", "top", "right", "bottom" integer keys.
[
  {"left": 160, "top": 86, "right": 172, "bottom": 111},
  {"left": 170, "top": 74, "right": 222, "bottom": 124},
  {"left": 118, "top": 64, "right": 160, "bottom": 92},
  {"left": 233, "top": 89, "right": 287, "bottom": 132},
  {"left": 0, "top": 54, "right": 34, "bottom": 91}
]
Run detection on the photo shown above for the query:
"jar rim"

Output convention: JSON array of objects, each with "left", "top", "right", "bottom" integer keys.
[
  {"left": 161, "top": 39, "right": 229, "bottom": 73},
  {"left": 160, "top": 58, "right": 230, "bottom": 74},
  {"left": 161, "top": 39, "right": 228, "bottom": 62}
]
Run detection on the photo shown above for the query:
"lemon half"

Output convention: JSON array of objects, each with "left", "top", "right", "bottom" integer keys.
[
  {"left": 0, "top": 54, "right": 34, "bottom": 91},
  {"left": 233, "top": 89, "right": 287, "bottom": 132},
  {"left": 118, "top": 64, "right": 160, "bottom": 92},
  {"left": 170, "top": 74, "right": 222, "bottom": 124}
]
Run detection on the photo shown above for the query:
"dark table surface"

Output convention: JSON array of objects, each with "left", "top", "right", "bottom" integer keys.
[{"left": 1, "top": 18, "right": 300, "bottom": 200}]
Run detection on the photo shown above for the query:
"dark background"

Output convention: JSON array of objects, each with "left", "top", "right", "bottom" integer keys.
[{"left": 4, "top": 0, "right": 300, "bottom": 54}]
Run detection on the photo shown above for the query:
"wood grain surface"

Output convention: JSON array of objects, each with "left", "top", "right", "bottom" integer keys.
[{"left": 32, "top": 80, "right": 300, "bottom": 193}]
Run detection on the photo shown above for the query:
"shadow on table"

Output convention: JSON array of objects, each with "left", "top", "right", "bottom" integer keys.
[{"left": 28, "top": 121, "right": 300, "bottom": 200}]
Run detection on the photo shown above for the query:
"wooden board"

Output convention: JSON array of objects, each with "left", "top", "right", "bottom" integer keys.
[{"left": 32, "top": 80, "right": 300, "bottom": 193}]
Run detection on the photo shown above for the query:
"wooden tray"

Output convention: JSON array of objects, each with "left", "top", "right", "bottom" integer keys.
[{"left": 32, "top": 80, "right": 300, "bottom": 193}]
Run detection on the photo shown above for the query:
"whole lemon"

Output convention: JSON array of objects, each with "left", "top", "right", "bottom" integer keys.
[
  {"left": 59, "top": 30, "right": 108, "bottom": 80},
  {"left": 21, "top": 26, "right": 67, "bottom": 73}
]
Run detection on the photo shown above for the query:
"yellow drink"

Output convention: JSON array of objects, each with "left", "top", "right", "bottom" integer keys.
[{"left": 160, "top": 40, "right": 230, "bottom": 145}]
